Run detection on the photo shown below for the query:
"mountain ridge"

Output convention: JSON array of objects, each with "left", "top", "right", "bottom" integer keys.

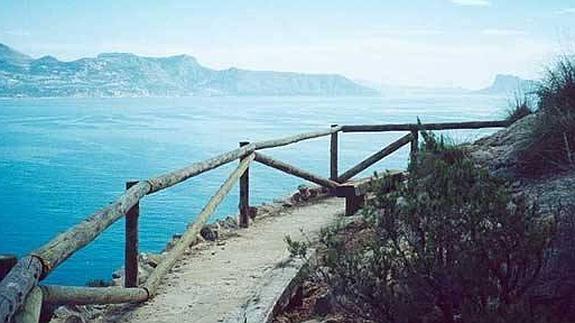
[{"left": 0, "top": 43, "right": 377, "bottom": 97}]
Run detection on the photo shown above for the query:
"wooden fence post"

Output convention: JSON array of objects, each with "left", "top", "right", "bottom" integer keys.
[
  {"left": 239, "top": 142, "right": 250, "bottom": 228},
  {"left": 125, "top": 181, "right": 139, "bottom": 288},
  {"left": 13, "top": 286, "right": 42, "bottom": 323},
  {"left": 410, "top": 129, "right": 419, "bottom": 162},
  {"left": 330, "top": 124, "right": 339, "bottom": 181}
]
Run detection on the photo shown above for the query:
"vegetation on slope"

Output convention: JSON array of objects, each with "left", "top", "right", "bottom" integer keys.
[
  {"left": 505, "top": 92, "right": 534, "bottom": 123},
  {"left": 515, "top": 56, "right": 575, "bottom": 176},
  {"left": 285, "top": 131, "right": 562, "bottom": 322}
]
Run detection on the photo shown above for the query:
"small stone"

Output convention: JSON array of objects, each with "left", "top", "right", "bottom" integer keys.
[
  {"left": 200, "top": 226, "right": 218, "bottom": 241},
  {"left": 292, "top": 192, "right": 302, "bottom": 203},
  {"left": 309, "top": 189, "right": 318, "bottom": 199},
  {"left": 111, "top": 268, "right": 123, "bottom": 279},
  {"left": 283, "top": 200, "right": 295, "bottom": 207},
  {"left": 224, "top": 216, "right": 239, "bottom": 229},
  {"left": 248, "top": 206, "right": 258, "bottom": 219},
  {"left": 140, "top": 253, "right": 163, "bottom": 268}
]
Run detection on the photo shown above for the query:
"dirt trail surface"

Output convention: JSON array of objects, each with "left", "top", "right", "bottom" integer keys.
[{"left": 103, "top": 197, "right": 344, "bottom": 323}]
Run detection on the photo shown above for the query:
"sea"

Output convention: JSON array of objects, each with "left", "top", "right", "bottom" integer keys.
[{"left": 0, "top": 94, "right": 508, "bottom": 285}]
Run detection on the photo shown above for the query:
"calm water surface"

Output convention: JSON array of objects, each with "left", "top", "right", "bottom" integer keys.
[{"left": 0, "top": 94, "right": 507, "bottom": 285}]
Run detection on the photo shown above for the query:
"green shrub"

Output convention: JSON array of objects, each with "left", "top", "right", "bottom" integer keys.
[
  {"left": 517, "top": 56, "right": 575, "bottom": 175},
  {"left": 506, "top": 93, "right": 534, "bottom": 123},
  {"left": 300, "top": 131, "right": 559, "bottom": 322}
]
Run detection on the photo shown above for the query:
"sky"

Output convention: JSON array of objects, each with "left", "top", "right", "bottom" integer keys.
[{"left": 1, "top": 0, "right": 574, "bottom": 89}]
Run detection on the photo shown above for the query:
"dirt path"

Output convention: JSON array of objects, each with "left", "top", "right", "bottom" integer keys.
[{"left": 103, "top": 197, "right": 344, "bottom": 323}]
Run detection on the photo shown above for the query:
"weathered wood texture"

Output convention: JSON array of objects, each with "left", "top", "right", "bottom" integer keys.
[
  {"left": 33, "top": 181, "right": 151, "bottom": 277},
  {"left": 254, "top": 127, "right": 340, "bottom": 150},
  {"left": 330, "top": 125, "right": 339, "bottom": 181},
  {"left": 0, "top": 254, "right": 17, "bottom": 280},
  {"left": 143, "top": 154, "right": 255, "bottom": 295},
  {"left": 337, "top": 133, "right": 413, "bottom": 183},
  {"left": 125, "top": 181, "right": 140, "bottom": 288},
  {"left": 335, "top": 171, "right": 405, "bottom": 216},
  {"left": 410, "top": 129, "right": 419, "bottom": 161},
  {"left": 344, "top": 194, "right": 365, "bottom": 216},
  {"left": 147, "top": 144, "right": 256, "bottom": 194},
  {"left": 341, "top": 120, "right": 510, "bottom": 132},
  {"left": 41, "top": 285, "right": 148, "bottom": 305},
  {"left": 334, "top": 170, "right": 406, "bottom": 198},
  {"left": 13, "top": 286, "right": 42, "bottom": 323},
  {"left": 144, "top": 128, "right": 339, "bottom": 194},
  {"left": 239, "top": 142, "right": 251, "bottom": 228},
  {"left": 141, "top": 127, "right": 340, "bottom": 194},
  {"left": 254, "top": 153, "right": 340, "bottom": 189},
  {"left": 0, "top": 256, "right": 43, "bottom": 323}
]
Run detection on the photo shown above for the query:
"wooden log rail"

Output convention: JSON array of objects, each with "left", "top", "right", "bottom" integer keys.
[
  {"left": 337, "top": 133, "right": 413, "bottom": 183},
  {"left": 340, "top": 120, "right": 511, "bottom": 132},
  {"left": 254, "top": 152, "right": 339, "bottom": 189},
  {"left": 0, "top": 119, "right": 509, "bottom": 322}
]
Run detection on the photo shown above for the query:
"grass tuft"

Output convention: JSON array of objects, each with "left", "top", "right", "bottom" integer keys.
[
  {"left": 506, "top": 92, "right": 534, "bottom": 123},
  {"left": 517, "top": 56, "right": 575, "bottom": 175}
]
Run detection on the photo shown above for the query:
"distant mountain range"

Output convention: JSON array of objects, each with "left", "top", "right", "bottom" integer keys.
[
  {"left": 0, "top": 43, "right": 539, "bottom": 98},
  {"left": 476, "top": 74, "right": 537, "bottom": 95},
  {"left": 359, "top": 74, "right": 537, "bottom": 96},
  {"left": 0, "top": 43, "right": 377, "bottom": 97}
]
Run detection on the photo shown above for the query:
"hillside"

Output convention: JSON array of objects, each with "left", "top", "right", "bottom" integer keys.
[{"left": 0, "top": 43, "right": 377, "bottom": 97}]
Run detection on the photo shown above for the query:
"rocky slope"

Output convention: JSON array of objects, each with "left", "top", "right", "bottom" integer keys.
[
  {"left": 468, "top": 114, "right": 575, "bottom": 209},
  {"left": 469, "top": 115, "right": 575, "bottom": 311},
  {"left": 0, "top": 43, "right": 377, "bottom": 97}
]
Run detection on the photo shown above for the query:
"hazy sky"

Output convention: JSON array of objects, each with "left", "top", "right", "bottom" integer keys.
[{"left": 1, "top": 0, "right": 574, "bottom": 89}]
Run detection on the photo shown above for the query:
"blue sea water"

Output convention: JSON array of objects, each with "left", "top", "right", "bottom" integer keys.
[{"left": 0, "top": 94, "right": 507, "bottom": 285}]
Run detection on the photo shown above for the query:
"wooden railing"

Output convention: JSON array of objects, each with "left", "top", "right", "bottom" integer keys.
[{"left": 0, "top": 119, "right": 510, "bottom": 322}]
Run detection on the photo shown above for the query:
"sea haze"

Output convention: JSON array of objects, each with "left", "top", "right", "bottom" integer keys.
[{"left": 0, "top": 94, "right": 507, "bottom": 285}]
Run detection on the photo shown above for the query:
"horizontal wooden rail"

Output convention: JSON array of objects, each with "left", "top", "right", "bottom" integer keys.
[
  {"left": 338, "top": 133, "right": 413, "bottom": 183},
  {"left": 341, "top": 120, "right": 510, "bottom": 133},
  {"left": 41, "top": 285, "right": 148, "bottom": 305},
  {"left": 144, "top": 153, "right": 255, "bottom": 295},
  {"left": 254, "top": 153, "right": 340, "bottom": 189},
  {"left": 147, "top": 144, "right": 256, "bottom": 194},
  {"left": 254, "top": 127, "right": 341, "bottom": 150}
]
